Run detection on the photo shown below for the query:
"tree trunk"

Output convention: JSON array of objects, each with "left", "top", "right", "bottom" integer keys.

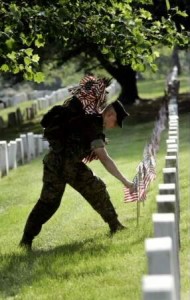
[
  {"left": 115, "top": 65, "right": 139, "bottom": 105},
  {"left": 95, "top": 50, "right": 139, "bottom": 105}
]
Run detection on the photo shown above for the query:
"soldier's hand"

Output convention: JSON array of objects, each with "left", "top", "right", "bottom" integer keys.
[
  {"left": 128, "top": 182, "right": 136, "bottom": 193},
  {"left": 123, "top": 179, "right": 135, "bottom": 193}
]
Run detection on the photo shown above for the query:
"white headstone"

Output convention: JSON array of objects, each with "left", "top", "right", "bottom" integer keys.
[
  {"left": 169, "top": 115, "right": 178, "bottom": 121},
  {"left": 159, "top": 183, "right": 175, "bottom": 195},
  {"left": 0, "top": 141, "right": 9, "bottom": 176},
  {"left": 167, "top": 149, "right": 178, "bottom": 158},
  {"left": 20, "top": 134, "right": 28, "bottom": 160},
  {"left": 145, "top": 237, "right": 174, "bottom": 276},
  {"left": 167, "top": 144, "right": 178, "bottom": 151},
  {"left": 166, "top": 139, "right": 177, "bottom": 144},
  {"left": 34, "top": 134, "right": 43, "bottom": 156},
  {"left": 8, "top": 141, "right": 17, "bottom": 170},
  {"left": 38, "top": 134, "right": 43, "bottom": 154},
  {"left": 152, "top": 213, "right": 180, "bottom": 300},
  {"left": 157, "top": 193, "right": 180, "bottom": 248},
  {"left": 156, "top": 194, "right": 176, "bottom": 214},
  {"left": 27, "top": 132, "right": 35, "bottom": 161},
  {"left": 142, "top": 275, "right": 175, "bottom": 300},
  {"left": 168, "top": 135, "right": 178, "bottom": 145},
  {"left": 16, "top": 138, "right": 24, "bottom": 165},
  {"left": 163, "top": 167, "right": 179, "bottom": 216},
  {"left": 43, "top": 140, "right": 49, "bottom": 151},
  {"left": 168, "top": 104, "right": 178, "bottom": 116}
]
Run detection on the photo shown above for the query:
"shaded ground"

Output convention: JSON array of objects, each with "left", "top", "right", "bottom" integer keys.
[{"left": 125, "top": 93, "right": 190, "bottom": 124}]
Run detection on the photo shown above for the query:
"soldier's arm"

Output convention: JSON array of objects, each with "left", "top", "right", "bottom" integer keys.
[{"left": 93, "top": 147, "right": 134, "bottom": 189}]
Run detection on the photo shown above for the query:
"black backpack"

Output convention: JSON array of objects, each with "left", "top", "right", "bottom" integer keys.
[{"left": 40, "top": 97, "right": 84, "bottom": 149}]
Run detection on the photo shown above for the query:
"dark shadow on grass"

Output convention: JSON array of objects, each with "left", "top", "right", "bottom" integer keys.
[
  {"left": 0, "top": 237, "right": 110, "bottom": 298},
  {"left": 0, "top": 219, "right": 152, "bottom": 298}
]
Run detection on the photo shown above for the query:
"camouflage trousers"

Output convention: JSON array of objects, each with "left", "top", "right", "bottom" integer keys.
[{"left": 23, "top": 151, "right": 118, "bottom": 240}]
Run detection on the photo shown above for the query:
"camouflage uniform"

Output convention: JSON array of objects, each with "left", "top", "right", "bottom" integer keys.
[{"left": 21, "top": 114, "right": 121, "bottom": 244}]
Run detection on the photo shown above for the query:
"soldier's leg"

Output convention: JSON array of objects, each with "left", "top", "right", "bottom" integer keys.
[
  {"left": 68, "top": 162, "right": 124, "bottom": 233},
  {"left": 20, "top": 180, "right": 66, "bottom": 248},
  {"left": 20, "top": 152, "right": 66, "bottom": 249}
]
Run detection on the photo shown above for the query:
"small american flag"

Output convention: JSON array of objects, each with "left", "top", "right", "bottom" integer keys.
[
  {"left": 144, "top": 156, "right": 156, "bottom": 184},
  {"left": 138, "top": 163, "right": 147, "bottom": 201},
  {"left": 143, "top": 144, "right": 156, "bottom": 184},
  {"left": 124, "top": 174, "right": 139, "bottom": 203},
  {"left": 141, "top": 160, "right": 151, "bottom": 190},
  {"left": 124, "top": 103, "right": 166, "bottom": 206}
]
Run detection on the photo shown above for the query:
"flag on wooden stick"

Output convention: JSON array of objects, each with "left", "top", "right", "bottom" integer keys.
[{"left": 124, "top": 174, "right": 138, "bottom": 203}]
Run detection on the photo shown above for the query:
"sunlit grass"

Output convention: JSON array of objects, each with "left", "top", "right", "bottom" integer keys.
[
  {"left": 138, "top": 75, "right": 190, "bottom": 99},
  {"left": 0, "top": 100, "right": 37, "bottom": 123},
  {"left": 0, "top": 112, "right": 189, "bottom": 300}
]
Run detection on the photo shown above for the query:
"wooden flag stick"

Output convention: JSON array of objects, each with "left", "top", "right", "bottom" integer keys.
[{"left": 137, "top": 200, "right": 140, "bottom": 226}]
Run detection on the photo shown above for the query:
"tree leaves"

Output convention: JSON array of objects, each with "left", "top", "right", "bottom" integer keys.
[
  {"left": 0, "top": 0, "right": 189, "bottom": 81},
  {"left": 35, "top": 34, "right": 45, "bottom": 48},
  {"left": 165, "top": 0, "right": 170, "bottom": 11},
  {"left": 33, "top": 72, "right": 45, "bottom": 83},
  {"left": 0, "top": 64, "right": 9, "bottom": 72}
]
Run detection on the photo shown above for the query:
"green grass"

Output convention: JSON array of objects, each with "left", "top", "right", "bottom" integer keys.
[
  {"left": 0, "top": 112, "right": 189, "bottom": 300},
  {"left": 0, "top": 100, "right": 37, "bottom": 123},
  {"left": 138, "top": 78, "right": 166, "bottom": 99},
  {"left": 0, "top": 99, "right": 66, "bottom": 142},
  {"left": 178, "top": 76, "right": 190, "bottom": 94},
  {"left": 138, "top": 75, "right": 190, "bottom": 99}
]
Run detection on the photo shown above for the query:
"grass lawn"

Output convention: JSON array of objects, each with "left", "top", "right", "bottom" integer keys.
[
  {"left": 138, "top": 75, "right": 190, "bottom": 99},
  {"left": 0, "top": 110, "right": 189, "bottom": 300},
  {"left": 0, "top": 100, "right": 37, "bottom": 123}
]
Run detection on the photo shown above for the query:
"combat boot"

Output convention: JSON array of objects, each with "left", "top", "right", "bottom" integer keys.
[
  {"left": 19, "top": 234, "right": 33, "bottom": 251},
  {"left": 109, "top": 220, "right": 126, "bottom": 235}
]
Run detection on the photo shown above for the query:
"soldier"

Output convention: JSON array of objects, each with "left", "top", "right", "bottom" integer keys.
[{"left": 20, "top": 76, "right": 134, "bottom": 250}]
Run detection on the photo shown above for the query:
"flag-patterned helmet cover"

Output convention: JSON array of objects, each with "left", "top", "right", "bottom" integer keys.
[{"left": 69, "top": 74, "right": 111, "bottom": 114}]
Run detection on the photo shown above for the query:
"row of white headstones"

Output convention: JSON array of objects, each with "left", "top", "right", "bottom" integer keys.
[
  {"left": 0, "top": 79, "right": 120, "bottom": 110},
  {"left": 0, "top": 80, "right": 120, "bottom": 177},
  {"left": 142, "top": 67, "right": 181, "bottom": 300},
  {"left": 34, "top": 79, "right": 120, "bottom": 111},
  {"left": 0, "top": 133, "right": 49, "bottom": 177}
]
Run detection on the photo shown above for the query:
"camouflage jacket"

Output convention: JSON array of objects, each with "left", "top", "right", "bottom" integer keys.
[{"left": 41, "top": 97, "right": 106, "bottom": 161}]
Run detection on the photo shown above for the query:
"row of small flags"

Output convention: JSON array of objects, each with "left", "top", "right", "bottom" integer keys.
[{"left": 124, "top": 104, "right": 167, "bottom": 203}]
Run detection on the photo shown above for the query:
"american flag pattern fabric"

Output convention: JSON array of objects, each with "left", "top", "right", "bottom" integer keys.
[
  {"left": 143, "top": 154, "right": 156, "bottom": 184},
  {"left": 138, "top": 162, "right": 147, "bottom": 201},
  {"left": 124, "top": 174, "right": 139, "bottom": 203},
  {"left": 69, "top": 74, "right": 111, "bottom": 164},
  {"left": 69, "top": 75, "right": 111, "bottom": 114},
  {"left": 124, "top": 103, "right": 167, "bottom": 203}
]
